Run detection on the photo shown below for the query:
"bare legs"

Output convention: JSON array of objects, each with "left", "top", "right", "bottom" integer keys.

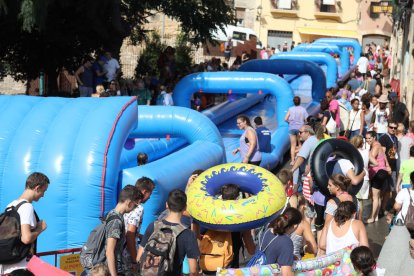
[
  {"left": 290, "top": 134, "right": 297, "bottom": 166},
  {"left": 368, "top": 187, "right": 381, "bottom": 223}
]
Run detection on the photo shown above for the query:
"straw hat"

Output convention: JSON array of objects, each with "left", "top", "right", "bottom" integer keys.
[{"left": 378, "top": 94, "right": 389, "bottom": 103}]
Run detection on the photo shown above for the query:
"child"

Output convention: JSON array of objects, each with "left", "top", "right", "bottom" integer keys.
[
  {"left": 277, "top": 169, "right": 297, "bottom": 207},
  {"left": 351, "top": 246, "right": 385, "bottom": 276}
]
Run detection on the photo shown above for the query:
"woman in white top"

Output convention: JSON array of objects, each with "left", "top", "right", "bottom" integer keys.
[
  {"left": 319, "top": 201, "right": 368, "bottom": 255},
  {"left": 347, "top": 98, "right": 364, "bottom": 139}
]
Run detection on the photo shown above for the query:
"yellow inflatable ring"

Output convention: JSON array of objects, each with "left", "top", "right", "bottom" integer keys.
[{"left": 187, "top": 163, "right": 286, "bottom": 231}]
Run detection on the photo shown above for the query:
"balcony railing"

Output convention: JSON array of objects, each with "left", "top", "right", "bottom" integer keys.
[
  {"left": 314, "top": 0, "right": 342, "bottom": 21},
  {"left": 270, "top": 0, "right": 299, "bottom": 17}
]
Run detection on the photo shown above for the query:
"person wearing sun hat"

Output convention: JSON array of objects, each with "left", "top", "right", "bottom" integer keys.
[{"left": 372, "top": 94, "right": 390, "bottom": 137}]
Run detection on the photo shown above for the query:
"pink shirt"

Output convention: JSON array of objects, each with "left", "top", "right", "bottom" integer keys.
[{"left": 329, "top": 99, "right": 340, "bottom": 127}]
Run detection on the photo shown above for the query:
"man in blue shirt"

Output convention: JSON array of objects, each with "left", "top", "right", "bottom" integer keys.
[{"left": 254, "top": 116, "right": 271, "bottom": 153}]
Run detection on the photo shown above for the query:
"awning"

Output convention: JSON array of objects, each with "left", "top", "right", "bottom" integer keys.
[{"left": 297, "top": 27, "right": 359, "bottom": 39}]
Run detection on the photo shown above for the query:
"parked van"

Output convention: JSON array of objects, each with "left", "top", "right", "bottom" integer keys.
[{"left": 212, "top": 25, "right": 262, "bottom": 49}]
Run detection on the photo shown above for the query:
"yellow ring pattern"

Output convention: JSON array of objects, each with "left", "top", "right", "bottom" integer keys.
[{"left": 187, "top": 163, "right": 286, "bottom": 225}]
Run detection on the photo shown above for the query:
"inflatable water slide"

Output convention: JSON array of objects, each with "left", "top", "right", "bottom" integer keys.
[{"left": 0, "top": 38, "right": 360, "bottom": 258}]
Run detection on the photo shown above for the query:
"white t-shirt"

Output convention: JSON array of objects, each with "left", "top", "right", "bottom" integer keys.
[
  {"left": 395, "top": 188, "right": 414, "bottom": 222},
  {"left": 332, "top": 159, "right": 355, "bottom": 176},
  {"left": 104, "top": 58, "right": 120, "bottom": 81},
  {"left": 0, "top": 199, "right": 37, "bottom": 274},
  {"left": 374, "top": 108, "right": 389, "bottom": 134},
  {"left": 163, "top": 93, "right": 174, "bottom": 106},
  {"left": 357, "top": 56, "right": 369, "bottom": 74}
]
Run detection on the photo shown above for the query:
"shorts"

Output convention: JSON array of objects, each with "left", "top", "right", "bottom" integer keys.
[
  {"left": 289, "top": 129, "right": 300, "bottom": 135},
  {"left": 249, "top": 160, "right": 261, "bottom": 166},
  {"left": 370, "top": 169, "right": 391, "bottom": 190}
]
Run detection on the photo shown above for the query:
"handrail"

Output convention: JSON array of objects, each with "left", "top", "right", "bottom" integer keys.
[
  {"left": 37, "top": 247, "right": 81, "bottom": 257},
  {"left": 37, "top": 247, "right": 82, "bottom": 267}
]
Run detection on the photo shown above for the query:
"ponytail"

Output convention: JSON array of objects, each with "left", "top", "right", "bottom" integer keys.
[{"left": 269, "top": 207, "right": 302, "bottom": 235}]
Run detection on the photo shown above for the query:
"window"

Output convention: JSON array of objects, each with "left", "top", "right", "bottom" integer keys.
[
  {"left": 233, "top": 31, "right": 247, "bottom": 41},
  {"left": 320, "top": 0, "right": 337, "bottom": 13},
  {"left": 276, "top": 0, "right": 292, "bottom": 9},
  {"left": 235, "top": 8, "right": 245, "bottom": 27}
]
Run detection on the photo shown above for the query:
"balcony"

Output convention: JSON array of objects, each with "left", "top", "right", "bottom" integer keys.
[
  {"left": 314, "top": 0, "right": 342, "bottom": 21},
  {"left": 270, "top": 0, "right": 299, "bottom": 17}
]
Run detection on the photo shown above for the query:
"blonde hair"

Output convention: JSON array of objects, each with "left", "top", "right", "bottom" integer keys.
[
  {"left": 96, "top": 85, "right": 105, "bottom": 94},
  {"left": 350, "top": 135, "right": 363, "bottom": 149},
  {"left": 278, "top": 169, "right": 292, "bottom": 186}
]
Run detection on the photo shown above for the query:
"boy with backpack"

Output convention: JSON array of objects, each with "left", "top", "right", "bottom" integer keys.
[
  {"left": 123, "top": 177, "right": 154, "bottom": 275},
  {"left": 137, "top": 189, "right": 199, "bottom": 276},
  {"left": 0, "top": 172, "right": 49, "bottom": 275},
  {"left": 80, "top": 185, "right": 142, "bottom": 276}
]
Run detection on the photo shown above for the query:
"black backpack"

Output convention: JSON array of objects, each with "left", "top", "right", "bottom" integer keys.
[
  {"left": 0, "top": 201, "right": 38, "bottom": 264},
  {"left": 80, "top": 215, "right": 122, "bottom": 269}
]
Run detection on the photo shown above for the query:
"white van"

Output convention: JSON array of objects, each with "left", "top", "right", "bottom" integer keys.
[{"left": 212, "top": 25, "right": 262, "bottom": 49}]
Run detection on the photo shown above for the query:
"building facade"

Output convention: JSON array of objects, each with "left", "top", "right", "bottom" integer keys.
[
  {"left": 389, "top": 0, "right": 414, "bottom": 118},
  {"left": 245, "top": 0, "right": 392, "bottom": 48}
]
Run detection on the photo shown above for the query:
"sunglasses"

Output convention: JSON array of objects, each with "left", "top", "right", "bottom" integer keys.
[
  {"left": 388, "top": 126, "right": 397, "bottom": 130},
  {"left": 299, "top": 130, "right": 308, "bottom": 134}
]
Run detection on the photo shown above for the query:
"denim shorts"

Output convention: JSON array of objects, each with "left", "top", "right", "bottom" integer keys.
[{"left": 289, "top": 129, "right": 300, "bottom": 135}]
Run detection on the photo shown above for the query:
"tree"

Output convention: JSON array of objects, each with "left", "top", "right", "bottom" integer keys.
[
  {"left": 0, "top": 0, "right": 234, "bottom": 94},
  {"left": 135, "top": 32, "right": 166, "bottom": 78}
]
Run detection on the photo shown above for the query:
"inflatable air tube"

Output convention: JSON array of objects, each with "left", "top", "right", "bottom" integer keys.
[
  {"left": 310, "top": 139, "right": 364, "bottom": 196},
  {"left": 239, "top": 59, "right": 326, "bottom": 103},
  {"left": 0, "top": 96, "right": 137, "bottom": 252},
  {"left": 270, "top": 52, "right": 338, "bottom": 89},
  {"left": 217, "top": 246, "right": 356, "bottom": 275},
  {"left": 27, "top": 256, "right": 73, "bottom": 275},
  {"left": 187, "top": 163, "right": 286, "bottom": 231},
  {"left": 123, "top": 106, "right": 226, "bottom": 232},
  {"left": 120, "top": 138, "right": 187, "bottom": 169},
  {"left": 292, "top": 43, "right": 350, "bottom": 77},
  {"left": 315, "top": 38, "right": 362, "bottom": 66}
]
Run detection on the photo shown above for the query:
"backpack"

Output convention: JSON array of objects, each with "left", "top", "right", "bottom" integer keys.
[
  {"left": 139, "top": 220, "right": 186, "bottom": 275},
  {"left": 0, "top": 201, "right": 38, "bottom": 264},
  {"left": 199, "top": 230, "right": 233, "bottom": 272},
  {"left": 403, "top": 189, "right": 414, "bottom": 229},
  {"left": 247, "top": 229, "right": 278, "bottom": 267},
  {"left": 80, "top": 215, "right": 121, "bottom": 269},
  {"left": 156, "top": 93, "right": 165, "bottom": 105}
]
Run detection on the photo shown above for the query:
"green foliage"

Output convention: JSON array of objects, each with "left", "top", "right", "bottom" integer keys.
[
  {"left": 0, "top": 0, "right": 234, "bottom": 92},
  {"left": 135, "top": 31, "right": 166, "bottom": 78},
  {"left": 174, "top": 33, "right": 193, "bottom": 73}
]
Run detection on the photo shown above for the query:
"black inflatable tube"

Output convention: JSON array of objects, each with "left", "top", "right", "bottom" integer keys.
[{"left": 310, "top": 139, "right": 364, "bottom": 196}]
